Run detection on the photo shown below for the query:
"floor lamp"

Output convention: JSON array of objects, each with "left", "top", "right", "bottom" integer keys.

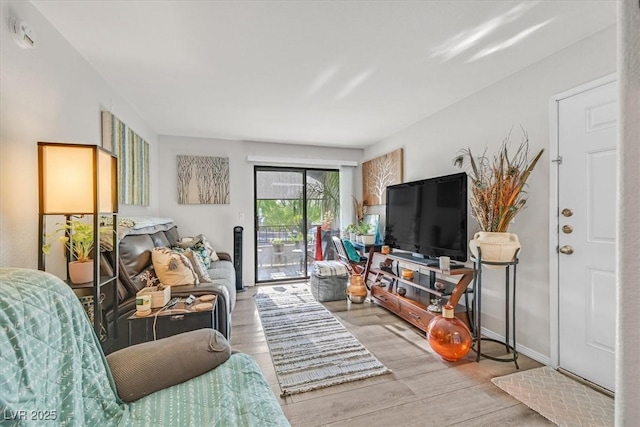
[{"left": 37, "top": 142, "right": 120, "bottom": 350}]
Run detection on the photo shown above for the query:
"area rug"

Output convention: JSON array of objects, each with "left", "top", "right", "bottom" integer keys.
[
  {"left": 492, "top": 366, "right": 614, "bottom": 426},
  {"left": 254, "top": 284, "right": 391, "bottom": 396}
]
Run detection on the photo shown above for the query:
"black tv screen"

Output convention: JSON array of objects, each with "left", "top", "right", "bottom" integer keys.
[{"left": 385, "top": 172, "right": 468, "bottom": 262}]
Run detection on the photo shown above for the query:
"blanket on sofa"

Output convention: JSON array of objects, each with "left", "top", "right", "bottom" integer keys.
[
  {"left": 0, "top": 268, "right": 289, "bottom": 427},
  {"left": 0, "top": 268, "right": 124, "bottom": 425}
]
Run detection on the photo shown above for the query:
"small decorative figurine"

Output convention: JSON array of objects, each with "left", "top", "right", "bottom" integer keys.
[{"left": 428, "top": 298, "right": 443, "bottom": 313}]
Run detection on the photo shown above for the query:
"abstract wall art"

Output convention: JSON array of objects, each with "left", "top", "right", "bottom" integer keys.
[
  {"left": 177, "top": 155, "right": 230, "bottom": 204},
  {"left": 101, "top": 111, "right": 149, "bottom": 206},
  {"left": 362, "top": 148, "right": 403, "bottom": 205}
]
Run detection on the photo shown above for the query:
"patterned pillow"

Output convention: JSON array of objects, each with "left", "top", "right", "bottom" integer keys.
[
  {"left": 151, "top": 248, "right": 199, "bottom": 286},
  {"left": 183, "top": 249, "right": 212, "bottom": 283},
  {"left": 176, "top": 234, "right": 218, "bottom": 268}
]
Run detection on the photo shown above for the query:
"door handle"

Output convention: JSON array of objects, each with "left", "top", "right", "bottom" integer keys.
[
  {"left": 561, "top": 208, "right": 573, "bottom": 217},
  {"left": 559, "top": 245, "right": 574, "bottom": 255},
  {"left": 562, "top": 225, "right": 573, "bottom": 234}
]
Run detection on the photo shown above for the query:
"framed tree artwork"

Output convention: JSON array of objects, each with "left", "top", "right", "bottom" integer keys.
[
  {"left": 362, "top": 148, "right": 403, "bottom": 205},
  {"left": 177, "top": 155, "right": 230, "bottom": 204}
]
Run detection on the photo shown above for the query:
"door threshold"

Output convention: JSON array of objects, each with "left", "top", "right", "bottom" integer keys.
[{"left": 557, "top": 367, "right": 615, "bottom": 398}]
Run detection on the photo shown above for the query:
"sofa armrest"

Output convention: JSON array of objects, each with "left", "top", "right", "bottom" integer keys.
[
  {"left": 216, "top": 252, "right": 232, "bottom": 262},
  {"left": 106, "top": 329, "right": 230, "bottom": 402}
]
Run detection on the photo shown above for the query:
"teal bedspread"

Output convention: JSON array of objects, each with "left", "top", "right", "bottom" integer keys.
[
  {"left": 0, "top": 268, "right": 289, "bottom": 426},
  {"left": 127, "top": 354, "right": 289, "bottom": 426}
]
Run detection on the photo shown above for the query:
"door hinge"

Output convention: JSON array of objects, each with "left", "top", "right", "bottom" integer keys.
[{"left": 552, "top": 156, "right": 563, "bottom": 164}]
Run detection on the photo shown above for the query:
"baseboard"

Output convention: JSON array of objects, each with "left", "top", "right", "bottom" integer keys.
[{"left": 480, "top": 327, "right": 552, "bottom": 366}]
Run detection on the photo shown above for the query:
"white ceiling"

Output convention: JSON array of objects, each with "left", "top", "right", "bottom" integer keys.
[{"left": 32, "top": 1, "right": 616, "bottom": 148}]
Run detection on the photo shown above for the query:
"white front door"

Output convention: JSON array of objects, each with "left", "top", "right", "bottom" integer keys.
[{"left": 557, "top": 79, "right": 617, "bottom": 392}]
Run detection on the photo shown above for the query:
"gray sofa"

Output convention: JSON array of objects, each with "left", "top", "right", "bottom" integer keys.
[{"left": 102, "top": 224, "right": 236, "bottom": 349}]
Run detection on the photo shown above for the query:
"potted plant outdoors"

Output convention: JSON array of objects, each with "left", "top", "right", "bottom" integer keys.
[
  {"left": 289, "top": 232, "right": 304, "bottom": 249},
  {"left": 270, "top": 238, "right": 285, "bottom": 253},
  {"left": 43, "top": 219, "right": 97, "bottom": 284},
  {"left": 453, "top": 128, "right": 544, "bottom": 263},
  {"left": 355, "top": 222, "right": 375, "bottom": 245}
]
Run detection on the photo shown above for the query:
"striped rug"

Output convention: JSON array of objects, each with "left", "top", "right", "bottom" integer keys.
[{"left": 255, "top": 284, "right": 391, "bottom": 396}]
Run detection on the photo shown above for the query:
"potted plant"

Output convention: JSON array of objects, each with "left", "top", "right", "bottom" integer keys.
[
  {"left": 270, "top": 238, "right": 285, "bottom": 253},
  {"left": 345, "top": 223, "right": 358, "bottom": 241},
  {"left": 43, "top": 219, "right": 96, "bottom": 284},
  {"left": 453, "top": 128, "right": 544, "bottom": 262},
  {"left": 290, "top": 233, "right": 304, "bottom": 249},
  {"left": 355, "top": 222, "right": 375, "bottom": 245}
]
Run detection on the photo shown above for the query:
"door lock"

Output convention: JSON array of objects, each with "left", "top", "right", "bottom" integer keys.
[
  {"left": 562, "top": 225, "right": 573, "bottom": 234},
  {"left": 559, "top": 245, "right": 574, "bottom": 255},
  {"left": 561, "top": 208, "right": 573, "bottom": 217}
]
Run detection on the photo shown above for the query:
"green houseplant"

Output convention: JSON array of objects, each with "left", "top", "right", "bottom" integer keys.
[
  {"left": 453, "top": 128, "right": 544, "bottom": 262},
  {"left": 270, "top": 238, "right": 285, "bottom": 253},
  {"left": 43, "top": 219, "right": 97, "bottom": 283},
  {"left": 345, "top": 223, "right": 358, "bottom": 241},
  {"left": 355, "top": 222, "right": 375, "bottom": 245}
]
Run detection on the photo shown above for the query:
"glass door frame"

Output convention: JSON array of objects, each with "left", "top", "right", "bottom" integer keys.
[{"left": 253, "top": 165, "right": 338, "bottom": 284}]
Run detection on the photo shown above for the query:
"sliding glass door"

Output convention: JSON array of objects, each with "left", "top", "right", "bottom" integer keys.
[{"left": 254, "top": 167, "right": 340, "bottom": 283}]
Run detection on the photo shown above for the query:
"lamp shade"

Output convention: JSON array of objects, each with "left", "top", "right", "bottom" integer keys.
[{"left": 38, "top": 142, "right": 117, "bottom": 214}]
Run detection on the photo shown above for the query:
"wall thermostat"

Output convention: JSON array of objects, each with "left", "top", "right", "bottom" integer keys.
[{"left": 10, "top": 17, "right": 37, "bottom": 49}]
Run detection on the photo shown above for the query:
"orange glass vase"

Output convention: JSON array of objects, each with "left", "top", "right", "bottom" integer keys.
[
  {"left": 426, "top": 304, "right": 472, "bottom": 362},
  {"left": 347, "top": 274, "right": 367, "bottom": 303}
]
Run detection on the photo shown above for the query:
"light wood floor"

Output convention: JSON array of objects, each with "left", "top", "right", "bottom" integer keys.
[{"left": 230, "top": 285, "right": 552, "bottom": 427}]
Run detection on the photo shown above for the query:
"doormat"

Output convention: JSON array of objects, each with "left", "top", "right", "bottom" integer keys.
[
  {"left": 492, "top": 366, "right": 614, "bottom": 426},
  {"left": 255, "top": 284, "right": 391, "bottom": 397}
]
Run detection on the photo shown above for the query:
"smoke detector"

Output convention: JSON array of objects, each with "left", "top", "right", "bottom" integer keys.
[{"left": 10, "top": 17, "right": 36, "bottom": 49}]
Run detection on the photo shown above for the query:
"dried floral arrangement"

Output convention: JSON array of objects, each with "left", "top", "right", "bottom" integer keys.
[
  {"left": 453, "top": 128, "right": 544, "bottom": 232},
  {"left": 352, "top": 196, "right": 369, "bottom": 223}
]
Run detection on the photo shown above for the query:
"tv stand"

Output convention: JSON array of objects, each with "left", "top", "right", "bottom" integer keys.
[{"left": 366, "top": 251, "right": 473, "bottom": 332}]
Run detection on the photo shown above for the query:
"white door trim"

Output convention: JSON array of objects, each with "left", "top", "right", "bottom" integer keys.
[{"left": 548, "top": 73, "right": 617, "bottom": 368}]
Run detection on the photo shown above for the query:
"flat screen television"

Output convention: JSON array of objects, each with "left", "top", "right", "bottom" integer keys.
[{"left": 385, "top": 172, "right": 468, "bottom": 263}]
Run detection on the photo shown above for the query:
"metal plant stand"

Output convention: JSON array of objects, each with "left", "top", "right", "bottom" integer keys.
[{"left": 471, "top": 247, "right": 520, "bottom": 369}]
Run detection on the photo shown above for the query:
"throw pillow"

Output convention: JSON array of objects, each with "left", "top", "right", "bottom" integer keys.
[
  {"left": 176, "top": 234, "right": 219, "bottom": 267},
  {"left": 107, "top": 329, "right": 231, "bottom": 402},
  {"left": 151, "top": 247, "right": 199, "bottom": 286},
  {"left": 183, "top": 249, "right": 212, "bottom": 283}
]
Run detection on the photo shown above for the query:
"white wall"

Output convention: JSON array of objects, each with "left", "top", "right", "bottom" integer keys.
[
  {"left": 364, "top": 27, "right": 616, "bottom": 359},
  {"left": 0, "top": 1, "right": 158, "bottom": 277},
  {"left": 157, "top": 135, "right": 363, "bottom": 285}
]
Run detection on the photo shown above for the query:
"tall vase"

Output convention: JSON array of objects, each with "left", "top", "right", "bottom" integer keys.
[
  {"left": 68, "top": 260, "right": 94, "bottom": 284},
  {"left": 347, "top": 273, "right": 367, "bottom": 303},
  {"left": 469, "top": 231, "right": 520, "bottom": 265}
]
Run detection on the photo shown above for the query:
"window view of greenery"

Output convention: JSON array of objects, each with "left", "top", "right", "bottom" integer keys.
[
  {"left": 256, "top": 170, "right": 340, "bottom": 245},
  {"left": 255, "top": 168, "right": 340, "bottom": 281}
]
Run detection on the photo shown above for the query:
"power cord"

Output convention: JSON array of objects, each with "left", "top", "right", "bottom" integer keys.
[
  {"left": 152, "top": 297, "right": 180, "bottom": 341},
  {"left": 151, "top": 305, "right": 169, "bottom": 341}
]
